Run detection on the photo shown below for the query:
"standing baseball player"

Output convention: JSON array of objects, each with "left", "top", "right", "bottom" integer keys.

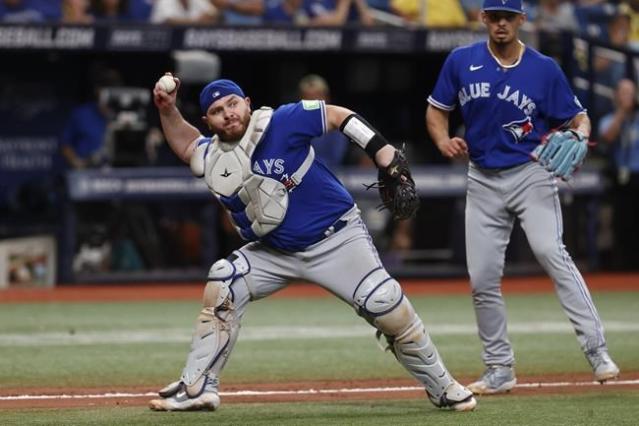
[
  {"left": 148, "top": 76, "right": 477, "bottom": 412},
  {"left": 426, "top": 0, "right": 619, "bottom": 394}
]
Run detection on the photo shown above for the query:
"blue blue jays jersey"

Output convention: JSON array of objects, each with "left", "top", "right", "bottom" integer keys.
[
  {"left": 428, "top": 41, "right": 585, "bottom": 169},
  {"left": 210, "top": 100, "right": 355, "bottom": 252}
]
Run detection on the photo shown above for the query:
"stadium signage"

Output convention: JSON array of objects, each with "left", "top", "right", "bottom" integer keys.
[
  {"left": 183, "top": 28, "right": 342, "bottom": 51},
  {"left": 107, "top": 27, "right": 171, "bottom": 51},
  {"left": 0, "top": 26, "right": 94, "bottom": 49},
  {"left": 425, "top": 30, "right": 484, "bottom": 51},
  {"left": 0, "top": 24, "right": 488, "bottom": 53}
]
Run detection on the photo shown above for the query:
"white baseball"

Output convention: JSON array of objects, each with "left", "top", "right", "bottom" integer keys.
[{"left": 158, "top": 75, "right": 176, "bottom": 93}]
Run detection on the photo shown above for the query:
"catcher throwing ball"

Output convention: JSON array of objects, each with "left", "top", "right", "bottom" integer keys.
[
  {"left": 149, "top": 76, "right": 475, "bottom": 412},
  {"left": 426, "top": 0, "right": 618, "bottom": 396}
]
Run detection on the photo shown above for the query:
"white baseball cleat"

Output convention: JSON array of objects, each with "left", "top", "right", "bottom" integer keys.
[
  {"left": 149, "top": 378, "right": 220, "bottom": 411},
  {"left": 586, "top": 350, "right": 620, "bottom": 383},
  {"left": 429, "top": 381, "right": 477, "bottom": 412},
  {"left": 467, "top": 365, "right": 516, "bottom": 395}
]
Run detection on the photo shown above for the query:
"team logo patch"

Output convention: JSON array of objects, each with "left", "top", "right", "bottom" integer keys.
[
  {"left": 502, "top": 117, "right": 533, "bottom": 143},
  {"left": 302, "top": 100, "right": 320, "bottom": 110}
]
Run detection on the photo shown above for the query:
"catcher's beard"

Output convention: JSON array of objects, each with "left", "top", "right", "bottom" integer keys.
[{"left": 214, "top": 111, "right": 251, "bottom": 142}]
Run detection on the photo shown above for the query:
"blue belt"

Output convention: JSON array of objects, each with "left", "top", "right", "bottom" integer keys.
[{"left": 323, "top": 219, "right": 348, "bottom": 239}]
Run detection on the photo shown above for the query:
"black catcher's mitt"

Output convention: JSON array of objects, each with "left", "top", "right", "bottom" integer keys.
[{"left": 376, "top": 146, "right": 419, "bottom": 220}]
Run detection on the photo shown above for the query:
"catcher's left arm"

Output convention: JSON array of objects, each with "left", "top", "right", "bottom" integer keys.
[{"left": 325, "top": 105, "right": 419, "bottom": 220}]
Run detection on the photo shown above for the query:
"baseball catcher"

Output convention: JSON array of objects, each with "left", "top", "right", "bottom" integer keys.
[{"left": 149, "top": 76, "right": 476, "bottom": 413}]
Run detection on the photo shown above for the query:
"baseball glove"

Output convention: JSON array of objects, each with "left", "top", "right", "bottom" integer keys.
[
  {"left": 531, "top": 130, "right": 589, "bottom": 180},
  {"left": 374, "top": 146, "right": 420, "bottom": 220}
]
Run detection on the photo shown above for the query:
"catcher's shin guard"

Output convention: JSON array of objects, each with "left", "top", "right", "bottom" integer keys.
[
  {"left": 180, "top": 258, "right": 244, "bottom": 396},
  {"left": 353, "top": 268, "right": 474, "bottom": 410}
]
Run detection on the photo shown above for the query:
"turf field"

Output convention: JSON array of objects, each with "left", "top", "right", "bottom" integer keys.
[{"left": 0, "top": 277, "right": 638, "bottom": 425}]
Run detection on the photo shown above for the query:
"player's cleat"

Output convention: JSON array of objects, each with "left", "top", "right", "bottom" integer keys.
[
  {"left": 149, "top": 376, "right": 220, "bottom": 411},
  {"left": 428, "top": 381, "right": 477, "bottom": 411},
  {"left": 586, "top": 350, "right": 620, "bottom": 383},
  {"left": 467, "top": 365, "right": 517, "bottom": 395}
]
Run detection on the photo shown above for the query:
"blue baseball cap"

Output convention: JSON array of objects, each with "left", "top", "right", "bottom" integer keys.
[
  {"left": 199, "top": 79, "right": 245, "bottom": 114},
  {"left": 482, "top": 0, "right": 524, "bottom": 14}
]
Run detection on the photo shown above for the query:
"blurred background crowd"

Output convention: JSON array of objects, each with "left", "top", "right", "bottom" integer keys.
[
  {"left": 0, "top": 0, "right": 636, "bottom": 40},
  {"left": 1, "top": 0, "right": 638, "bottom": 285}
]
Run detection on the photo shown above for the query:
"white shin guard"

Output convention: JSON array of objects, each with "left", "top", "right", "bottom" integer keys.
[
  {"left": 387, "top": 311, "right": 454, "bottom": 401},
  {"left": 353, "top": 270, "right": 455, "bottom": 401},
  {"left": 180, "top": 259, "right": 244, "bottom": 397}
]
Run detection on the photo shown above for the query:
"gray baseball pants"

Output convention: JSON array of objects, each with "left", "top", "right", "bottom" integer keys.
[{"left": 465, "top": 161, "right": 607, "bottom": 366}]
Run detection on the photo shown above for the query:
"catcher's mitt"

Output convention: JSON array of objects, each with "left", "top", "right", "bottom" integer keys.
[
  {"left": 531, "top": 130, "right": 589, "bottom": 180},
  {"left": 374, "top": 146, "right": 420, "bottom": 220}
]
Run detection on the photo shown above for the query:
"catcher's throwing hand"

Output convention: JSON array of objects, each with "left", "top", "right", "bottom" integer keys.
[
  {"left": 531, "top": 130, "right": 589, "bottom": 180},
  {"left": 153, "top": 74, "right": 181, "bottom": 113},
  {"left": 377, "top": 146, "right": 420, "bottom": 220},
  {"left": 436, "top": 136, "right": 469, "bottom": 159}
]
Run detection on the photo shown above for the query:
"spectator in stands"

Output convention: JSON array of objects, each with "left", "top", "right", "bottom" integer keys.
[
  {"left": 150, "top": 0, "right": 219, "bottom": 24},
  {"left": 460, "top": 0, "right": 483, "bottom": 24},
  {"left": 535, "top": 0, "right": 578, "bottom": 59},
  {"left": 591, "top": 6, "right": 631, "bottom": 119},
  {"left": 390, "top": 0, "right": 467, "bottom": 27},
  {"left": 303, "top": 0, "right": 374, "bottom": 26},
  {"left": 92, "top": 0, "right": 129, "bottom": 21},
  {"left": 60, "top": 68, "right": 122, "bottom": 169},
  {"left": 536, "top": 0, "right": 578, "bottom": 33},
  {"left": 211, "top": 0, "right": 263, "bottom": 24},
  {"left": 574, "top": 0, "right": 619, "bottom": 38},
  {"left": 298, "top": 74, "right": 350, "bottom": 169},
  {"left": 598, "top": 78, "right": 639, "bottom": 270},
  {"left": 263, "top": 0, "right": 303, "bottom": 24},
  {"left": 626, "top": 0, "right": 639, "bottom": 50},
  {"left": 0, "top": 0, "right": 61, "bottom": 22},
  {"left": 126, "top": 0, "right": 153, "bottom": 21},
  {"left": 62, "top": 0, "right": 94, "bottom": 23}
]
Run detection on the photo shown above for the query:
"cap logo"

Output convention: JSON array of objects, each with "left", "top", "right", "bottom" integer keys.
[
  {"left": 502, "top": 0, "right": 507, "bottom": 4},
  {"left": 199, "top": 79, "right": 245, "bottom": 114}
]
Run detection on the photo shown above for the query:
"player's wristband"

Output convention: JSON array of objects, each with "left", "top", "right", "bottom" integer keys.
[
  {"left": 568, "top": 129, "right": 588, "bottom": 142},
  {"left": 339, "top": 113, "right": 388, "bottom": 160}
]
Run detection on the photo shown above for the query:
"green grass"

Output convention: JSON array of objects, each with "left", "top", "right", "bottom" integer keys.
[
  {"left": 0, "top": 291, "right": 637, "bottom": 425},
  {"left": 2, "top": 392, "right": 639, "bottom": 425},
  {"left": 0, "top": 292, "right": 637, "bottom": 388}
]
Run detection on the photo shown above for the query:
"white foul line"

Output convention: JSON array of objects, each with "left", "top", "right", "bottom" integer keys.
[{"left": 1, "top": 380, "right": 638, "bottom": 401}]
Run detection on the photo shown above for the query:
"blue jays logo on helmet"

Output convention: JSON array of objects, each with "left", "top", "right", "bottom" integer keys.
[
  {"left": 482, "top": 0, "right": 524, "bottom": 14},
  {"left": 502, "top": 117, "right": 533, "bottom": 142}
]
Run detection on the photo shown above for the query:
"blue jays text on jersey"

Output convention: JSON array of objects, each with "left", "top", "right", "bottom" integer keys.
[
  {"left": 198, "top": 100, "right": 354, "bottom": 252},
  {"left": 428, "top": 41, "right": 585, "bottom": 169}
]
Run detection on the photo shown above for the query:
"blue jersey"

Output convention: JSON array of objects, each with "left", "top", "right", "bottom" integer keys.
[
  {"left": 61, "top": 103, "right": 107, "bottom": 161},
  {"left": 428, "top": 41, "right": 585, "bottom": 169},
  {"left": 207, "top": 100, "right": 354, "bottom": 252}
]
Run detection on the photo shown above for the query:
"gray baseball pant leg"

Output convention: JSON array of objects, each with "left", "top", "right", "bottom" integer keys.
[
  {"left": 515, "top": 164, "right": 607, "bottom": 353},
  {"left": 466, "top": 164, "right": 516, "bottom": 367}
]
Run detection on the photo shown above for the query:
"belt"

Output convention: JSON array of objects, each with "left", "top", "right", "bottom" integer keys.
[{"left": 323, "top": 219, "right": 348, "bottom": 239}]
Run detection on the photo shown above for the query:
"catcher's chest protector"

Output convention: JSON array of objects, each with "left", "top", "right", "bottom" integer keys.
[
  {"left": 190, "top": 107, "right": 314, "bottom": 240},
  {"left": 191, "top": 107, "right": 273, "bottom": 197}
]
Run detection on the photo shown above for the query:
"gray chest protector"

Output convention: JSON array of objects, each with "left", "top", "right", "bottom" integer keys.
[{"left": 190, "top": 107, "right": 314, "bottom": 240}]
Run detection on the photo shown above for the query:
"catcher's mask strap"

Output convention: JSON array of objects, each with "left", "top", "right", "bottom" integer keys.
[{"left": 340, "top": 114, "right": 388, "bottom": 160}]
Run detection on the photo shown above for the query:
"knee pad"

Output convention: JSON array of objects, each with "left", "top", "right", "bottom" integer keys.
[
  {"left": 353, "top": 267, "right": 418, "bottom": 338},
  {"left": 181, "top": 255, "right": 249, "bottom": 395},
  {"left": 353, "top": 267, "right": 403, "bottom": 318}
]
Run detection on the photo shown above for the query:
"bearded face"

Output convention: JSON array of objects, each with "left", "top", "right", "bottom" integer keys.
[{"left": 204, "top": 95, "right": 252, "bottom": 142}]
